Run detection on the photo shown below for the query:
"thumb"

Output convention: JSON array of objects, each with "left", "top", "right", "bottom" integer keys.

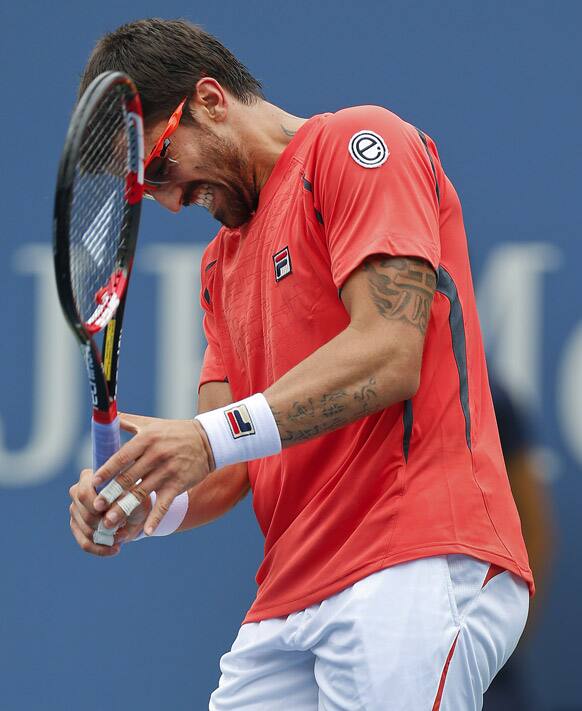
[{"left": 118, "top": 412, "right": 157, "bottom": 434}]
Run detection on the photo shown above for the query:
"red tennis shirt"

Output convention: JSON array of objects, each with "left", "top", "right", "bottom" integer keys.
[{"left": 199, "top": 106, "right": 534, "bottom": 623}]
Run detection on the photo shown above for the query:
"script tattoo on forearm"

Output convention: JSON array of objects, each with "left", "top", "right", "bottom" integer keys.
[
  {"left": 353, "top": 377, "right": 379, "bottom": 417},
  {"left": 270, "top": 378, "right": 379, "bottom": 444},
  {"left": 363, "top": 257, "right": 436, "bottom": 335}
]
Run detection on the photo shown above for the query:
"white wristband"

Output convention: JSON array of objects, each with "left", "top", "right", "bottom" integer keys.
[
  {"left": 195, "top": 393, "right": 282, "bottom": 470},
  {"left": 134, "top": 491, "right": 188, "bottom": 540}
]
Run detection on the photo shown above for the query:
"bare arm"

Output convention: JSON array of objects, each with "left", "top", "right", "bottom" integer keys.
[
  {"left": 178, "top": 381, "right": 250, "bottom": 531},
  {"left": 266, "top": 255, "right": 436, "bottom": 445}
]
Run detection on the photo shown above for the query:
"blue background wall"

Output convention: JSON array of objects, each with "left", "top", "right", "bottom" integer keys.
[{"left": 0, "top": 1, "right": 580, "bottom": 709}]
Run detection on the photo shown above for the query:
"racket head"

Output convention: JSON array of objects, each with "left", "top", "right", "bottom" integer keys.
[{"left": 53, "top": 71, "right": 144, "bottom": 416}]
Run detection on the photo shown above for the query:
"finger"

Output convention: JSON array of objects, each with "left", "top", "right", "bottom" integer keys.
[
  {"left": 71, "top": 468, "right": 96, "bottom": 507},
  {"left": 101, "top": 482, "right": 151, "bottom": 530},
  {"left": 69, "top": 501, "right": 99, "bottom": 535},
  {"left": 100, "top": 466, "right": 165, "bottom": 529},
  {"left": 93, "top": 434, "right": 149, "bottom": 489},
  {"left": 118, "top": 412, "right": 157, "bottom": 433},
  {"left": 94, "top": 477, "right": 126, "bottom": 510},
  {"left": 70, "top": 516, "right": 120, "bottom": 557},
  {"left": 116, "top": 488, "right": 153, "bottom": 542},
  {"left": 80, "top": 468, "right": 95, "bottom": 486},
  {"left": 69, "top": 468, "right": 93, "bottom": 496},
  {"left": 93, "top": 520, "right": 118, "bottom": 546},
  {"left": 94, "top": 452, "right": 157, "bottom": 512},
  {"left": 77, "top": 474, "right": 101, "bottom": 514},
  {"left": 143, "top": 486, "right": 180, "bottom": 537}
]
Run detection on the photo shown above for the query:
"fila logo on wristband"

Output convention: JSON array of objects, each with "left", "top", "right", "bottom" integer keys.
[
  {"left": 195, "top": 393, "right": 281, "bottom": 470},
  {"left": 224, "top": 405, "right": 256, "bottom": 438}
]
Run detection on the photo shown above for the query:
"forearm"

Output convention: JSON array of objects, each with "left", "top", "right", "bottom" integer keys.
[
  {"left": 178, "top": 462, "right": 249, "bottom": 531},
  {"left": 180, "top": 320, "right": 412, "bottom": 527},
  {"left": 265, "top": 322, "right": 419, "bottom": 448}
]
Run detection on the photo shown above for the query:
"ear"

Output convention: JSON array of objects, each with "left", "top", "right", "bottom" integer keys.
[{"left": 192, "top": 78, "right": 228, "bottom": 122}]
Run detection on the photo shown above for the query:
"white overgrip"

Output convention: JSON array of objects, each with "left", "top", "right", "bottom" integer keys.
[{"left": 91, "top": 416, "right": 121, "bottom": 546}]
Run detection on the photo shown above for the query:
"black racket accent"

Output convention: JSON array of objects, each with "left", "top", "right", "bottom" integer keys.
[{"left": 54, "top": 71, "right": 143, "bottom": 416}]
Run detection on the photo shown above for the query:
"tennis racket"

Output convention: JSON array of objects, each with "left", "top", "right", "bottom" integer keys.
[{"left": 53, "top": 71, "right": 144, "bottom": 546}]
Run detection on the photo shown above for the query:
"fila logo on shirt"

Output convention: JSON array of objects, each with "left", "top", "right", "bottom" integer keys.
[
  {"left": 273, "top": 246, "right": 292, "bottom": 282},
  {"left": 224, "top": 404, "right": 256, "bottom": 438},
  {"left": 348, "top": 130, "right": 389, "bottom": 168}
]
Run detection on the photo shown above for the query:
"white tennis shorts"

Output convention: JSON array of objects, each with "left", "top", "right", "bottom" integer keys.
[{"left": 209, "top": 555, "right": 529, "bottom": 710}]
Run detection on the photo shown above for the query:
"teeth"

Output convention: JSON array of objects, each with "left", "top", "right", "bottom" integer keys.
[{"left": 194, "top": 184, "right": 214, "bottom": 210}]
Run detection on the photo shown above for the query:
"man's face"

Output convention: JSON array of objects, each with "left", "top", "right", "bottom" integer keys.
[{"left": 144, "top": 118, "right": 259, "bottom": 228}]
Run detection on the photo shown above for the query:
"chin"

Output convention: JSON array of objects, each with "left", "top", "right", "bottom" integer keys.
[{"left": 216, "top": 209, "right": 253, "bottom": 229}]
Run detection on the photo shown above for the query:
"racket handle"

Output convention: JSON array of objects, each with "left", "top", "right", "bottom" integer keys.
[
  {"left": 92, "top": 416, "right": 121, "bottom": 490},
  {"left": 92, "top": 416, "right": 121, "bottom": 548}
]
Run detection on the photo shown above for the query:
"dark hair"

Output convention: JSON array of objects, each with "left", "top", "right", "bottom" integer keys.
[{"left": 79, "top": 18, "right": 265, "bottom": 124}]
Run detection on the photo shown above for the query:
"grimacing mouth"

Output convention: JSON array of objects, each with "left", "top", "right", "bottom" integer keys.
[
  {"left": 193, "top": 184, "right": 214, "bottom": 209},
  {"left": 182, "top": 181, "right": 215, "bottom": 208}
]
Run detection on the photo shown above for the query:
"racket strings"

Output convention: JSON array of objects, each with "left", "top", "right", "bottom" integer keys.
[{"left": 70, "top": 86, "right": 132, "bottom": 326}]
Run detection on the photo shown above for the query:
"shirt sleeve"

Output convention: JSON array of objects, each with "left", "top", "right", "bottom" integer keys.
[
  {"left": 311, "top": 106, "right": 441, "bottom": 289},
  {"left": 199, "top": 315, "right": 228, "bottom": 390},
  {"left": 198, "top": 259, "right": 228, "bottom": 390}
]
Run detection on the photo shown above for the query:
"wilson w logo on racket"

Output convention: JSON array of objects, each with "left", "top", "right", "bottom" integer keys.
[{"left": 53, "top": 71, "right": 144, "bottom": 547}]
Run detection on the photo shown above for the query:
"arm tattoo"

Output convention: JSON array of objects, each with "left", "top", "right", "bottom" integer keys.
[
  {"left": 362, "top": 257, "right": 436, "bottom": 335},
  {"left": 270, "top": 379, "right": 379, "bottom": 444}
]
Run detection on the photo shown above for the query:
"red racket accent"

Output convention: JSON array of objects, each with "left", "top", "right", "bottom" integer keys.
[
  {"left": 126, "top": 171, "right": 143, "bottom": 205},
  {"left": 85, "top": 269, "right": 127, "bottom": 334},
  {"left": 126, "top": 93, "right": 142, "bottom": 115},
  {"left": 93, "top": 402, "right": 119, "bottom": 425}
]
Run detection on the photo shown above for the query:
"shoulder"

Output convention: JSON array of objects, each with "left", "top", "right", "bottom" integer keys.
[
  {"left": 201, "top": 228, "right": 229, "bottom": 274},
  {"left": 327, "top": 105, "right": 406, "bottom": 127},
  {"left": 309, "top": 105, "right": 419, "bottom": 171},
  {"left": 200, "top": 230, "right": 228, "bottom": 311},
  {"left": 318, "top": 105, "right": 412, "bottom": 143}
]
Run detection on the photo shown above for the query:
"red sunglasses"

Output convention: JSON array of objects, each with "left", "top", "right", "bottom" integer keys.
[{"left": 143, "top": 97, "right": 187, "bottom": 195}]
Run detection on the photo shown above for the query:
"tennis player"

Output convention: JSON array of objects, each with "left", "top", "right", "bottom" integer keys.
[{"left": 69, "top": 19, "right": 533, "bottom": 710}]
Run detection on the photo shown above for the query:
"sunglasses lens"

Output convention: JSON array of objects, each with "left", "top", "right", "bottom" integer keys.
[{"left": 144, "top": 155, "right": 169, "bottom": 186}]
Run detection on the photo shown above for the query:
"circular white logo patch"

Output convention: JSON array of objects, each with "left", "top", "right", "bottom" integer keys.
[{"left": 348, "top": 130, "right": 389, "bottom": 168}]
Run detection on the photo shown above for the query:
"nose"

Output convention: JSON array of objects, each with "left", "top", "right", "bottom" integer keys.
[{"left": 150, "top": 185, "right": 183, "bottom": 213}]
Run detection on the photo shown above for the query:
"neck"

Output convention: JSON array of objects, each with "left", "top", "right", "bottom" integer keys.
[{"left": 237, "top": 101, "right": 308, "bottom": 191}]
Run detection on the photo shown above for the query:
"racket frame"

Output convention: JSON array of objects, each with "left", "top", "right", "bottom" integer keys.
[
  {"left": 53, "top": 71, "right": 143, "bottom": 424},
  {"left": 54, "top": 71, "right": 145, "bottom": 547}
]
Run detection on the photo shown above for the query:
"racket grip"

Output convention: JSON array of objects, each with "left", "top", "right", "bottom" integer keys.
[
  {"left": 92, "top": 416, "right": 121, "bottom": 547},
  {"left": 92, "top": 416, "right": 121, "bottom": 493}
]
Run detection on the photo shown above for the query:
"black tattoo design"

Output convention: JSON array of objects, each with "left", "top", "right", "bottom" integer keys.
[
  {"left": 288, "top": 398, "right": 316, "bottom": 422},
  {"left": 270, "top": 379, "right": 380, "bottom": 445},
  {"left": 363, "top": 257, "right": 436, "bottom": 335},
  {"left": 281, "top": 125, "right": 297, "bottom": 138},
  {"left": 321, "top": 390, "right": 349, "bottom": 403},
  {"left": 353, "top": 376, "right": 377, "bottom": 404},
  {"left": 321, "top": 402, "right": 346, "bottom": 418}
]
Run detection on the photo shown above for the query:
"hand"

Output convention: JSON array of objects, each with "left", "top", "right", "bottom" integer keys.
[
  {"left": 92, "top": 413, "right": 214, "bottom": 536},
  {"left": 69, "top": 469, "right": 152, "bottom": 556}
]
